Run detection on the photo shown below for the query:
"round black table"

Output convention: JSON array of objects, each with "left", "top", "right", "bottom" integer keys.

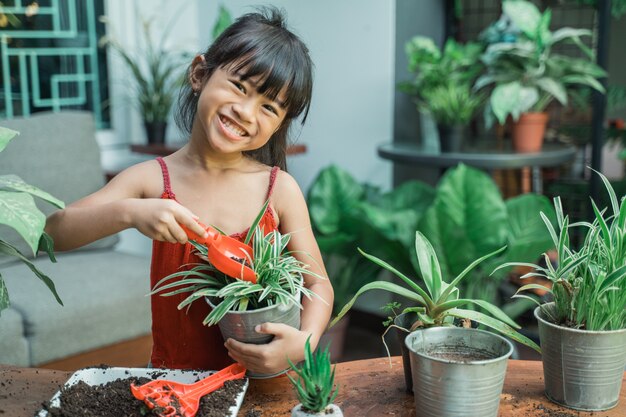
[{"left": 378, "top": 141, "right": 578, "bottom": 193}]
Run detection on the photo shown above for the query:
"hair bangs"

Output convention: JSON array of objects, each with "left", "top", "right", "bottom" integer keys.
[{"left": 227, "top": 41, "right": 312, "bottom": 122}]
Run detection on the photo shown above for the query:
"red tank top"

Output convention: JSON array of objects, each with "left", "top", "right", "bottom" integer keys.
[{"left": 150, "top": 157, "right": 279, "bottom": 369}]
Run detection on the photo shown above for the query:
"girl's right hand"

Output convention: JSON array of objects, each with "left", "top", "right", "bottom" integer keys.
[{"left": 128, "top": 198, "right": 208, "bottom": 244}]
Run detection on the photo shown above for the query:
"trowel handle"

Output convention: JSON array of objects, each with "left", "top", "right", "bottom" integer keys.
[{"left": 181, "top": 221, "right": 220, "bottom": 245}]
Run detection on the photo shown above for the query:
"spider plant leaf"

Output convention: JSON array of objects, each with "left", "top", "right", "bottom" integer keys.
[{"left": 244, "top": 200, "right": 270, "bottom": 245}]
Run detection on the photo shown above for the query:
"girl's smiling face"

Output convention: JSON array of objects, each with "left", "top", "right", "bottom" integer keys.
[{"left": 192, "top": 62, "right": 288, "bottom": 155}]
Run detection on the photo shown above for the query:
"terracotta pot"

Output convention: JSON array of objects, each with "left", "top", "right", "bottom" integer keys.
[{"left": 511, "top": 112, "right": 549, "bottom": 153}]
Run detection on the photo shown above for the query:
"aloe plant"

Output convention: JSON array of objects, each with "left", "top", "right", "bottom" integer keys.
[
  {"left": 0, "top": 126, "right": 64, "bottom": 314},
  {"left": 330, "top": 231, "right": 540, "bottom": 354},
  {"left": 287, "top": 336, "right": 338, "bottom": 414},
  {"left": 151, "top": 201, "right": 325, "bottom": 325},
  {"left": 496, "top": 169, "right": 626, "bottom": 331}
]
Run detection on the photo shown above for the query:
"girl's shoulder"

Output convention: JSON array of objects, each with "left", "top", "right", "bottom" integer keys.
[
  {"left": 108, "top": 159, "right": 165, "bottom": 198},
  {"left": 270, "top": 169, "right": 306, "bottom": 214}
]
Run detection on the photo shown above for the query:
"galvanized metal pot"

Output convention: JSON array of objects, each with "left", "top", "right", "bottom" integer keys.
[
  {"left": 535, "top": 304, "right": 626, "bottom": 411},
  {"left": 206, "top": 296, "right": 301, "bottom": 379},
  {"left": 405, "top": 327, "right": 513, "bottom": 417}
]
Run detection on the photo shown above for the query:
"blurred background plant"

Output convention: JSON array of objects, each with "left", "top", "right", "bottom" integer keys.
[{"left": 99, "top": 4, "right": 232, "bottom": 144}]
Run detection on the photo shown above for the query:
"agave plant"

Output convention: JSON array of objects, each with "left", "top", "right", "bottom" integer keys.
[
  {"left": 495, "top": 169, "right": 626, "bottom": 331},
  {"left": 287, "top": 336, "right": 338, "bottom": 414},
  {"left": 330, "top": 231, "right": 540, "bottom": 354},
  {"left": 151, "top": 202, "right": 324, "bottom": 326}
]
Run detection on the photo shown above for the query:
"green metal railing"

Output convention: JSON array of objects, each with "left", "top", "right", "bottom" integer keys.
[{"left": 0, "top": 0, "right": 105, "bottom": 127}]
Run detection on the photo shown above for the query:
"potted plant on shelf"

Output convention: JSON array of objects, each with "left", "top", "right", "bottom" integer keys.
[
  {"left": 330, "top": 231, "right": 540, "bottom": 416},
  {"left": 476, "top": 0, "right": 607, "bottom": 153},
  {"left": 287, "top": 336, "right": 342, "bottom": 417},
  {"left": 0, "top": 126, "right": 64, "bottom": 314},
  {"left": 399, "top": 36, "right": 484, "bottom": 152},
  {"left": 151, "top": 201, "right": 327, "bottom": 378},
  {"left": 307, "top": 164, "right": 435, "bottom": 360},
  {"left": 100, "top": 5, "right": 232, "bottom": 144},
  {"left": 495, "top": 169, "right": 626, "bottom": 411}
]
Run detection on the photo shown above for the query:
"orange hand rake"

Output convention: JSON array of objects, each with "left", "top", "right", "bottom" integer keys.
[
  {"left": 130, "top": 363, "right": 247, "bottom": 417},
  {"left": 182, "top": 222, "right": 257, "bottom": 284}
]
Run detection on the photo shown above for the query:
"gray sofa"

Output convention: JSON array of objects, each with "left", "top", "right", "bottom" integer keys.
[{"left": 0, "top": 111, "right": 151, "bottom": 367}]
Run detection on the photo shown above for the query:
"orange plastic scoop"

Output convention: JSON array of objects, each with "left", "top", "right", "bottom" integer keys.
[
  {"left": 130, "top": 363, "right": 247, "bottom": 417},
  {"left": 182, "top": 222, "right": 257, "bottom": 284}
]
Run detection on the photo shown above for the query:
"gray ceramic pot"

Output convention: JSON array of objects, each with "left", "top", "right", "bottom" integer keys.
[
  {"left": 207, "top": 295, "right": 300, "bottom": 379},
  {"left": 535, "top": 304, "right": 626, "bottom": 411},
  {"left": 405, "top": 327, "right": 513, "bottom": 417}
]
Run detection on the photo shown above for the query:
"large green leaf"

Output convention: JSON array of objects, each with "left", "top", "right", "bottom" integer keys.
[
  {"left": 491, "top": 82, "right": 540, "bottom": 124},
  {"left": 0, "top": 175, "right": 64, "bottom": 209},
  {"left": 419, "top": 165, "right": 508, "bottom": 278},
  {"left": 503, "top": 0, "right": 541, "bottom": 39},
  {"left": 0, "top": 191, "right": 46, "bottom": 255},
  {"left": 0, "top": 126, "right": 19, "bottom": 153},
  {"left": 308, "top": 165, "right": 364, "bottom": 235},
  {"left": 0, "top": 240, "right": 63, "bottom": 306},
  {"left": 503, "top": 194, "right": 556, "bottom": 268}
]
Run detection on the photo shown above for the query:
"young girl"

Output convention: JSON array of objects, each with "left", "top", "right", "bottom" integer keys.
[{"left": 45, "top": 7, "right": 333, "bottom": 374}]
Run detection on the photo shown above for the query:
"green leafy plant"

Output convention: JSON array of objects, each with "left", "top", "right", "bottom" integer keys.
[
  {"left": 307, "top": 165, "right": 435, "bottom": 315},
  {"left": 476, "top": 0, "right": 607, "bottom": 126},
  {"left": 330, "top": 230, "right": 541, "bottom": 354},
  {"left": 421, "top": 83, "right": 486, "bottom": 125},
  {"left": 496, "top": 169, "right": 626, "bottom": 331},
  {"left": 0, "top": 126, "right": 64, "bottom": 314},
  {"left": 399, "top": 36, "right": 484, "bottom": 125},
  {"left": 287, "top": 336, "right": 338, "bottom": 413},
  {"left": 151, "top": 201, "right": 325, "bottom": 326},
  {"left": 417, "top": 164, "right": 556, "bottom": 319},
  {"left": 100, "top": 5, "right": 232, "bottom": 124}
]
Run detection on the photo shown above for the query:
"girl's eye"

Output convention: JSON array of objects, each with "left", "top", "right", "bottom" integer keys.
[
  {"left": 231, "top": 80, "right": 246, "bottom": 93},
  {"left": 263, "top": 104, "right": 278, "bottom": 115}
]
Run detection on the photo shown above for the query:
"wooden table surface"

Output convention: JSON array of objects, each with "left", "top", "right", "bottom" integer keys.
[{"left": 1, "top": 358, "right": 624, "bottom": 416}]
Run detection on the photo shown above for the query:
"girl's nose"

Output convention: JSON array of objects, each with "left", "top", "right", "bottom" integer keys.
[{"left": 232, "top": 99, "right": 256, "bottom": 123}]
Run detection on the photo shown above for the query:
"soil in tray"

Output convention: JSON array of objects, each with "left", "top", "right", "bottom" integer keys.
[{"left": 42, "top": 376, "right": 246, "bottom": 417}]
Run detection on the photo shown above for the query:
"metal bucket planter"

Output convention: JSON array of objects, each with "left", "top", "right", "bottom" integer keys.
[
  {"left": 535, "top": 304, "right": 626, "bottom": 411},
  {"left": 405, "top": 327, "right": 513, "bottom": 417},
  {"left": 206, "top": 296, "right": 301, "bottom": 379}
]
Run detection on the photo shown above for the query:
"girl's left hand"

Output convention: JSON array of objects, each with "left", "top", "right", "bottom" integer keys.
[{"left": 224, "top": 323, "right": 313, "bottom": 374}]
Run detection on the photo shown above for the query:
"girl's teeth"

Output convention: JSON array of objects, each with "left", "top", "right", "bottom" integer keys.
[{"left": 222, "top": 117, "right": 246, "bottom": 136}]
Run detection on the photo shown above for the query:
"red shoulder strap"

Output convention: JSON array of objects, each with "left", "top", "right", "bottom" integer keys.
[
  {"left": 266, "top": 166, "right": 280, "bottom": 199},
  {"left": 156, "top": 157, "right": 175, "bottom": 199}
]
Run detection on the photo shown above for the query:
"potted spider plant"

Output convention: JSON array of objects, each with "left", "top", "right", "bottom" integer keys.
[
  {"left": 330, "top": 231, "right": 539, "bottom": 416},
  {"left": 495, "top": 169, "right": 626, "bottom": 411},
  {"left": 0, "top": 126, "right": 64, "bottom": 315},
  {"left": 151, "top": 201, "right": 326, "bottom": 378},
  {"left": 287, "top": 336, "right": 341, "bottom": 417}
]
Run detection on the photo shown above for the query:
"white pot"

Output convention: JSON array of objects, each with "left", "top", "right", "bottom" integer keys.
[{"left": 291, "top": 403, "right": 343, "bottom": 416}]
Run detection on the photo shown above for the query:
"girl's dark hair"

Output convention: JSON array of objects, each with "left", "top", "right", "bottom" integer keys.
[{"left": 175, "top": 6, "right": 313, "bottom": 171}]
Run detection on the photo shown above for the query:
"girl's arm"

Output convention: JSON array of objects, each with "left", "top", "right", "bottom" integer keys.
[
  {"left": 45, "top": 161, "right": 207, "bottom": 251},
  {"left": 225, "top": 171, "right": 334, "bottom": 372}
]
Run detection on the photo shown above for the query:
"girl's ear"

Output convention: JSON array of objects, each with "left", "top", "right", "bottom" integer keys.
[{"left": 189, "top": 54, "right": 207, "bottom": 92}]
